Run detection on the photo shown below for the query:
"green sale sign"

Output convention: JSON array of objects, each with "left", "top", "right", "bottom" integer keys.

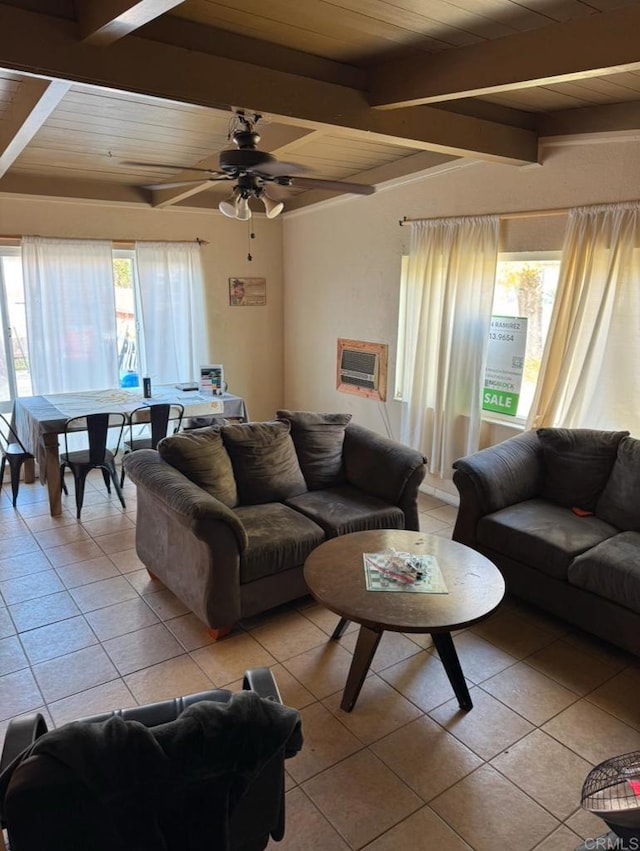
[
  {"left": 483, "top": 389, "right": 519, "bottom": 414},
  {"left": 482, "top": 316, "right": 528, "bottom": 417}
]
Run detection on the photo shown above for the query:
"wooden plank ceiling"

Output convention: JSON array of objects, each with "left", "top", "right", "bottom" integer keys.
[{"left": 0, "top": 0, "right": 639, "bottom": 215}]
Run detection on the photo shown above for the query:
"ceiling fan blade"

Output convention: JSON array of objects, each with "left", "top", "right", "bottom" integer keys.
[
  {"left": 263, "top": 183, "right": 290, "bottom": 202},
  {"left": 122, "top": 160, "right": 221, "bottom": 175},
  {"left": 254, "top": 160, "right": 307, "bottom": 177},
  {"left": 143, "top": 176, "right": 232, "bottom": 190},
  {"left": 286, "top": 176, "right": 376, "bottom": 195}
]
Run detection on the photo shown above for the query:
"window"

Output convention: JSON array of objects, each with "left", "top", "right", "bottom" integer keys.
[
  {"left": 0, "top": 247, "right": 137, "bottom": 409},
  {"left": 488, "top": 252, "right": 561, "bottom": 421},
  {"left": 0, "top": 241, "right": 204, "bottom": 408},
  {"left": 395, "top": 250, "right": 561, "bottom": 422}
]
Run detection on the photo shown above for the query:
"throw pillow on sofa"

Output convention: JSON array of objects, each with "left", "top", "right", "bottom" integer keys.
[
  {"left": 276, "top": 410, "right": 352, "bottom": 490},
  {"left": 595, "top": 436, "right": 640, "bottom": 531},
  {"left": 537, "top": 427, "right": 629, "bottom": 512},
  {"left": 157, "top": 426, "right": 238, "bottom": 507},
  {"left": 221, "top": 420, "right": 308, "bottom": 505}
]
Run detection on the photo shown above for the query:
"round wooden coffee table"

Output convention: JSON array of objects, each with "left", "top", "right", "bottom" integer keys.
[{"left": 303, "top": 529, "right": 505, "bottom": 712}]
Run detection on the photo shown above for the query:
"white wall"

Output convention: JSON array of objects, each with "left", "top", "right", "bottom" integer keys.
[
  {"left": 0, "top": 196, "right": 284, "bottom": 421},
  {"left": 282, "top": 137, "right": 640, "bottom": 491}
]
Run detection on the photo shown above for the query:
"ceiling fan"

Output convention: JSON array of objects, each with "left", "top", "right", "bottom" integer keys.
[{"left": 123, "top": 111, "right": 376, "bottom": 220}]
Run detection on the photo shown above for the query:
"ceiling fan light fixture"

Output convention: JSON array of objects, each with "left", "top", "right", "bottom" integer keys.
[
  {"left": 218, "top": 190, "right": 239, "bottom": 218},
  {"left": 235, "top": 194, "right": 252, "bottom": 221},
  {"left": 218, "top": 189, "right": 253, "bottom": 220},
  {"left": 261, "top": 193, "right": 284, "bottom": 219}
]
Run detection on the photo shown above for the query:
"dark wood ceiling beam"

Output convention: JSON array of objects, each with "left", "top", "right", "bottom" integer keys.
[
  {"left": 0, "top": 4, "right": 537, "bottom": 166},
  {"left": 140, "top": 15, "right": 366, "bottom": 90},
  {"left": 77, "top": 0, "right": 185, "bottom": 46},
  {"left": 367, "top": 4, "right": 640, "bottom": 109},
  {"left": 539, "top": 101, "right": 640, "bottom": 138},
  {"left": 0, "top": 171, "right": 147, "bottom": 203},
  {"left": 0, "top": 78, "right": 70, "bottom": 177}
]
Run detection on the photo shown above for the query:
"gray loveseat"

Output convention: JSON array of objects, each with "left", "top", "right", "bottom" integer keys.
[
  {"left": 452, "top": 428, "right": 640, "bottom": 656},
  {"left": 124, "top": 411, "right": 426, "bottom": 633}
]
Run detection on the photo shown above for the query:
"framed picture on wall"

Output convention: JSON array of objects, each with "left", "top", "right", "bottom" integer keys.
[{"left": 229, "top": 277, "right": 266, "bottom": 306}]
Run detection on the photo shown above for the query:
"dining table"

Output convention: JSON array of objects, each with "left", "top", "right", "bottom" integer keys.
[{"left": 13, "top": 386, "right": 248, "bottom": 516}]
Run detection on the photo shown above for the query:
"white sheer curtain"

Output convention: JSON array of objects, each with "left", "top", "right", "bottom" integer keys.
[
  {"left": 399, "top": 216, "right": 499, "bottom": 478},
  {"left": 528, "top": 202, "right": 640, "bottom": 432},
  {"left": 22, "top": 236, "right": 119, "bottom": 394},
  {"left": 134, "top": 241, "right": 207, "bottom": 384}
]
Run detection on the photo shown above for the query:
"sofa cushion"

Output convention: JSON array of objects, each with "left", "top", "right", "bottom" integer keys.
[
  {"left": 276, "top": 410, "right": 352, "bottom": 490},
  {"left": 221, "top": 421, "right": 307, "bottom": 506},
  {"left": 595, "top": 436, "right": 640, "bottom": 531},
  {"left": 537, "top": 428, "right": 629, "bottom": 511},
  {"left": 477, "top": 498, "right": 618, "bottom": 580},
  {"left": 568, "top": 531, "right": 640, "bottom": 615},
  {"left": 234, "top": 503, "right": 325, "bottom": 583},
  {"left": 157, "top": 426, "right": 238, "bottom": 508},
  {"left": 285, "top": 485, "right": 405, "bottom": 538}
]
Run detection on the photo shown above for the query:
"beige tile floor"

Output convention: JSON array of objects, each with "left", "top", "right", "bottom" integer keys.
[{"left": 1, "top": 476, "right": 640, "bottom": 850}]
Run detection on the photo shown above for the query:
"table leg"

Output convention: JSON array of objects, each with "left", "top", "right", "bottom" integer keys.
[
  {"left": 43, "top": 433, "right": 62, "bottom": 517},
  {"left": 330, "top": 617, "right": 351, "bottom": 640},
  {"left": 23, "top": 457, "right": 35, "bottom": 484},
  {"left": 340, "top": 625, "right": 382, "bottom": 712},
  {"left": 432, "top": 633, "right": 473, "bottom": 711}
]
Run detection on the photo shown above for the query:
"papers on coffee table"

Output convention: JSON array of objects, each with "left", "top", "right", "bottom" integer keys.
[{"left": 363, "top": 548, "right": 448, "bottom": 593}]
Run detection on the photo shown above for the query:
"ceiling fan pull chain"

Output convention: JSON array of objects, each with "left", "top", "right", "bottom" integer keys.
[{"left": 247, "top": 218, "right": 255, "bottom": 262}]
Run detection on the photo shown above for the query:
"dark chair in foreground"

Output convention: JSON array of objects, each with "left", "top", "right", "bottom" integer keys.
[
  {"left": 0, "top": 668, "right": 302, "bottom": 851},
  {"left": 0, "top": 412, "right": 34, "bottom": 508},
  {"left": 60, "top": 412, "right": 127, "bottom": 519},
  {"left": 120, "top": 403, "right": 184, "bottom": 487}
]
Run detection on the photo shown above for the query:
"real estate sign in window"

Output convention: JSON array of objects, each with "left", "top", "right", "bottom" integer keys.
[{"left": 483, "top": 315, "right": 528, "bottom": 416}]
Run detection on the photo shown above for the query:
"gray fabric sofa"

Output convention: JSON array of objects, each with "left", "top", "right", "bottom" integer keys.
[
  {"left": 123, "top": 412, "right": 426, "bottom": 632},
  {"left": 452, "top": 427, "right": 640, "bottom": 656}
]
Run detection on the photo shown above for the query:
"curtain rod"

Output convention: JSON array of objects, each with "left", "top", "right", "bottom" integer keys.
[
  {"left": 399, "top": 207, "right": 569, "bottom": 226},
  {"left": 0, "top": 236, "right": 209, "bottom": 245}
]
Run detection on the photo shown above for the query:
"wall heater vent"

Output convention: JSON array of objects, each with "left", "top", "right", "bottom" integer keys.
[{"left": 337, "top": 339, "right": 388, "bottom": 401}]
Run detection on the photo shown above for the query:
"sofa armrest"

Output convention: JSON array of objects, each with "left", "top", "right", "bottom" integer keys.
[
  {"left": 452, "top": 430, "right": 542, "bottom": 544},
  {"left": 123, "top": 449, "right": 248, "bottom": 551},
  {"left": 343, "top": 423, "right": 427, "bottom": 531}
]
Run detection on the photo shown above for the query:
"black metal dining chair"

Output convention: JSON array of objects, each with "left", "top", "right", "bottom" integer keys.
[
  {"left": 0, "top": 412, "right": 35, "bottom": 508},
  {"left": 120, "top": 403, "right": 184, "bottom": 486},
  {"left": 60, "top": 412, "right": 127, "bottom": 519}
]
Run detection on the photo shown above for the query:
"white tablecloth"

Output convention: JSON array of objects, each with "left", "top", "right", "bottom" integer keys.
[{"left": 13, "top": 388, "right": 248, "bottom": 482}]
